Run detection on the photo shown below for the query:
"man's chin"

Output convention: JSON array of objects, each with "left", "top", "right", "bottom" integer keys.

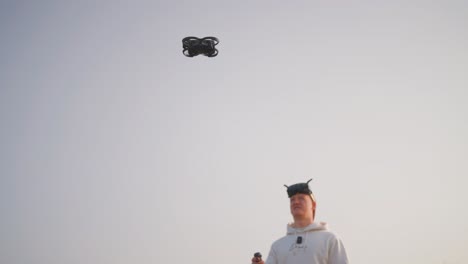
[{"left": 291, "top": 211, "right": 304, "bottom": 217}]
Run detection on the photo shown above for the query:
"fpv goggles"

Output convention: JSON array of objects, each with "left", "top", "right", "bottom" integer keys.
[{"left": 284, "top": 179, "right": 313, "bottom": 198}]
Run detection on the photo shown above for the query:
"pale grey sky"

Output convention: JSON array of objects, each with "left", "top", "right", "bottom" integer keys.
[{"left": 1, "top": 1, "right": 467, "bottom": 264}]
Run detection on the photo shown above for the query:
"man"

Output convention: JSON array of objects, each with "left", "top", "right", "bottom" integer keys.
[{"left": 252, "top": 179, "right": 349, "bottom": 264}]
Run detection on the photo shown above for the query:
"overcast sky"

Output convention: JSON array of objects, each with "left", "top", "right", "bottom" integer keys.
[{"left": 1, "top": 1, "right": 467, "bottom": 264}]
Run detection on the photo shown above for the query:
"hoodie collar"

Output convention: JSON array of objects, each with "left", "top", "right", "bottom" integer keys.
[{"left": 286, "top": 221, "right": 328, "bottom": 234}]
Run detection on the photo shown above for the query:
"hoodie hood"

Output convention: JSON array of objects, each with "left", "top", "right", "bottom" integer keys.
[{"left": 286, "top": 221, "right": 328, "bottom": 235}]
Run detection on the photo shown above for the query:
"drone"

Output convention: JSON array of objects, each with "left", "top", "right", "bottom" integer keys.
[{"left": 182, "top": 36, "right": 219, "bottom": 57}]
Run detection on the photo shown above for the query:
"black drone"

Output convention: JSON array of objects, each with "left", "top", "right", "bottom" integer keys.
[{"left": 182, "top": 36, "right": 219, "bottom": 57}]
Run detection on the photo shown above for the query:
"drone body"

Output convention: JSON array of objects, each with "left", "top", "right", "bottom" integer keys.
[{"left": 182, "top": 36, "right": 219, "bottom": 57}]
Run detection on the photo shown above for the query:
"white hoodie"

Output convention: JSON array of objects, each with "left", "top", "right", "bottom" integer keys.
[{"left": 265, "top": 222, "right": 349, "bottom": 264}]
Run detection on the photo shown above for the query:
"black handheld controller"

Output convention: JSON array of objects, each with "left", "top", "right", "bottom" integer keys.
[{"left": 254, "top": 252, "right": 262, "bottom": 260}]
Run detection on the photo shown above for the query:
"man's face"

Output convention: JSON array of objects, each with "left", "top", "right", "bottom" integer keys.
[{"left": 290, "top": 193, "right": 315, "bottom": 219}]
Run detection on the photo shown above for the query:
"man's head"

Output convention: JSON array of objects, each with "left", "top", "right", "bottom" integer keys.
[{"left": 285, "top": 179, "right": 316, "bottom": 221}]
